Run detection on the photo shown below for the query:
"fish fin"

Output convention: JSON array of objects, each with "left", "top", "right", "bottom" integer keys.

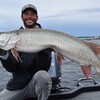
[
  {"left": 11, "top": 48, "right": 22, "bottom": 63},
  {"left": 80, "top": 64, "right": 92, "bottom": 79},
  {"left": 56, "top": 52, "right": 65, "bottom": 66}
]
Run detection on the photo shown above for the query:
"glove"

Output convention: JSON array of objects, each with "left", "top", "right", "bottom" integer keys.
[{"left": 0, "top": 48, "right": 7, "bottom": 56}]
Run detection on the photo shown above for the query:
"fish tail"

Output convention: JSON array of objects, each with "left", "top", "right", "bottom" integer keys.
[
  {"left": 88, "top": 42, "right": 100, "bottom": 55},
  {"left": 95, "top": 66, "right": 100, "bottom": 74},
  {"left": 88, "top": 42, "right": 100, "bottom": 74},
  {"left": 94, "top": 59, "right": 100, "bottom": 74}
]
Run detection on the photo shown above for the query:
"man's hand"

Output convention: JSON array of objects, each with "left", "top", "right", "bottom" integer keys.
[{"left": 0, "top": 49, "right": 7, "bottom": 56}]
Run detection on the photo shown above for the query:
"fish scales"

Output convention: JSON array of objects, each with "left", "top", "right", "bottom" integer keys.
[{"left": 0, "top": 29, "right": 100, "bottom": 73}]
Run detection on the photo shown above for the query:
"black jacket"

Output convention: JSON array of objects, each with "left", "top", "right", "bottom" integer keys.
[{"left": 0, "top": 23, "right": 52, "bottom": 90}]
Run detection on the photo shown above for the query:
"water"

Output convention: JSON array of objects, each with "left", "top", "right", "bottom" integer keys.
[
  {"left": 0, "top": 62, "right": 12, "bottom": 91},
  {"left": 0, "top": 39, "right": 100, "bottom": 92}
]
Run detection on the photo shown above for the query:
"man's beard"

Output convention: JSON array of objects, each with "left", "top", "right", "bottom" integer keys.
[{"left": 23, "top": 21, "right": 37, "bottom": 28}]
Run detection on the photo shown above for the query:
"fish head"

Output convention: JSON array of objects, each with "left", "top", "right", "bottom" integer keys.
[
  {"left": 0, "top": 33, "right": 11, "bottom": 47},
  {"left": 0, "top": 32, "right": 19, "bottom": 50}
]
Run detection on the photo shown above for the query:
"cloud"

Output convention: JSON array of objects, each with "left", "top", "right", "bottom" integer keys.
[
  {"left": 42, "top": 7, "right": 100, "bottom": 18},
  {"left": 0, "top": 0, "right": 100, "bottom": 36}
]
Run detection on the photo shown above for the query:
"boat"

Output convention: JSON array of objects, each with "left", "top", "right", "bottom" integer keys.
[
  {"left": 24, "top": 52, "right": 100, "bottom": 100},
  {"left": 24, "top": 77, "right": 100, "bottom": 100}
]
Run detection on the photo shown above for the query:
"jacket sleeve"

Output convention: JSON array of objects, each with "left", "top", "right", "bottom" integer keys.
[{"left": 0, "top": 51, "right": 19, "bottom": 73}]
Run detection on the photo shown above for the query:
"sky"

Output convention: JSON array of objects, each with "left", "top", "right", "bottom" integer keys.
[{"left": 0, "top": 0, "right": 100, "bottom": 36}]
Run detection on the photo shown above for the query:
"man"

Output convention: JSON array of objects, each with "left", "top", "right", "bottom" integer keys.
[{"left": 0, "top": 4, "right": 52, "bottom": 100}]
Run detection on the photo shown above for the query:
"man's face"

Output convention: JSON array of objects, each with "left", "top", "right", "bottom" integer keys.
[{"left": 21, "top": 9, "right": 38, "bottom": 28}]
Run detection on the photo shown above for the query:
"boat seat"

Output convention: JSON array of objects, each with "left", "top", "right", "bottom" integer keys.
[{"left": 48, "top": 51, "right": 61, "bottom": 92}]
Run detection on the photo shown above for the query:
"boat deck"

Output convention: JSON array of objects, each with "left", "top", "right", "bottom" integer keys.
[{"left": 24, "top": 84, "right": 100, "bottom": 100}]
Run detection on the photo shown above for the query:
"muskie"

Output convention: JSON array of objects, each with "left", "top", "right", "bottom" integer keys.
[{"left": 0, "top": 29, "right": 100, "bottom": 73}]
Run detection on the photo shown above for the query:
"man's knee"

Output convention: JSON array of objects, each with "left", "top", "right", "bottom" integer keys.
[{"left": 34, "top": 70, "right": 52, "bottom": 86}]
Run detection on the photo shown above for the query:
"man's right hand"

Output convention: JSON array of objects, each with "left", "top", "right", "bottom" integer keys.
[{"left": 0, "top": 49, "right": 7, "bottom": 56}]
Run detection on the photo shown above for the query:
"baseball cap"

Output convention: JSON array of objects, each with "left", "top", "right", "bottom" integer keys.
[{"left": 21, "top": 4, "right": 37, "bottom": 14}]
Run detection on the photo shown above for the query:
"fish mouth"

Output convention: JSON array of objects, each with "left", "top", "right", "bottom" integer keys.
[
  {"left": 0, "top": 33, "right": 19, "bottom": 50},
  {"left": 0, "top": 34, "right": 11, "bottom": 47}
]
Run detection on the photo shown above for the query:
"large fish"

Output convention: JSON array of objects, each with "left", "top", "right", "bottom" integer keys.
[{"left": 0, "top": 29, "right": 100, "bottom": 73}]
